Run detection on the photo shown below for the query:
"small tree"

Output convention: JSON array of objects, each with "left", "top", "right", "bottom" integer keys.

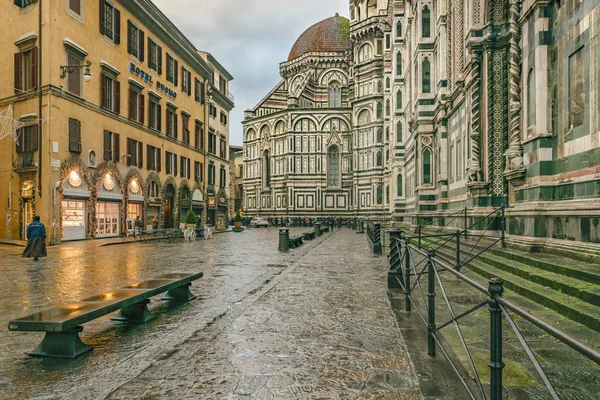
[
  {"left": 185, "top": 210, "right": 197, "bottom": 224},
  {"left": 234, "top": 209, "right": 243, "bottom": 222}
]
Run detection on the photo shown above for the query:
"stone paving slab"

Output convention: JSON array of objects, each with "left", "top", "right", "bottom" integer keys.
[{"left": 0, "top": 228, "right": 420, "bottom": 399}]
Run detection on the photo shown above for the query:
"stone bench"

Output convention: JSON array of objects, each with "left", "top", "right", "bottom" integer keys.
[
  {"left": 8, "top": 272, "right": 203, "bottom": 358},
  {"left": 303, "top": 231, "right": 316, "bottom": 240},
  {"left": 289, "top": 236, "right": 304, "bottom": 248}
]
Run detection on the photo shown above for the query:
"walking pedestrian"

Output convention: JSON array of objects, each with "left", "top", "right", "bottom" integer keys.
[{"left": 22, "top": 215, "right": 47, "bottom": 261}]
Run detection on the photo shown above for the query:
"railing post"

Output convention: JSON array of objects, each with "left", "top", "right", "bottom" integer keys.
[
  {"left": 427, "top": 249, "right": 436, "bottom": 356},
  {"left": 404, "top": 239, "right": 411, "bottom": 312},
  {"left": 456, "top": 229, "right": 461, "bottom": 271},
  {"left": 488, "top": 278, "right": 505, "bottom": 400},
  {"left": 500, "top": 205, "right": 506, "bottom": 248},
  {"left": 388, "top": 229, "right": 403, "bottom": 288},
  {"left": 464, "top": 207, "right": 468, "bottom": 238},
  {"left": 373, "top": 222, "right": 382, "bottom": 254},
  {"left": 418, "top": 225, "right": 422, "bottom": 249}
]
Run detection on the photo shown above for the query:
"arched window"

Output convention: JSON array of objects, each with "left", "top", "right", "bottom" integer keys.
[
  {"left": 376, "top": 185, "right": 383, "bottom": 204},
  {"left": 422, "top": 58, "right": 431, "bottom": 93},
  {"left": 386, "top": 77, "right": 390, "bottom": 90},
  {"left": 396, "top": 52, "right": 402, "bottom": 76},
  {"left": 376, "top": 102, "right": 383, "bottom": 119},
  {"left": 328, "top": 145, "right": 340, "bottom": 187},
  {"left": 386, "top": 99, "right": 391, "bottom": 116},
  {"left": 386, "top": 127, "right": 390, "bottom": 140},
  {"left": 396, "top": 90, "right": 402, "bottom": 109},
  {"left": 377, "top": 80, "right": 383, "bottom": 93},
  {"left": 397, "top": 174, "right": 403, "bottom": 196},
  {"left": 263, "top": 150, "right": 271, "bottom": 188},
  {"left": 422, "top": 6, "right": 431, "bottom": 38},
  {"left": 329, "top": 82, "right": 341, "bottom": 108},
  {"left": 376, "top": 151, "right": 383, "bottom": 166},
  {"left": 423, "top": 148, "right": 432, "bottom": 185},
  {"left": 527, "top": 68, "right": 536, "bottom": 128},
  {"left": 386, "top": 185, "right": 390, "bottom": 204},
  {"left": 396, "top": 21, "right": 402, "bottom": 37},
  {"left": 358, "top": 43, "right": 373, "bottom": 63},
  {"left": 377, "top": 129, "right": 383, "bottom": 143},
  {"left": 396, "top": 121, "right": 402, "bottom": 142}
]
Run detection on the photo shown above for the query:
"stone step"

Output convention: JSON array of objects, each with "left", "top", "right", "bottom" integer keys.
[{"left": 432, "top": 245, "right": 600, "bottom": 332}]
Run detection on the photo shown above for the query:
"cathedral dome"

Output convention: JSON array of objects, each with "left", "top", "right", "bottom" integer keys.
[{"left": 288, "top": 14, "right": 350, "bottom": 61}]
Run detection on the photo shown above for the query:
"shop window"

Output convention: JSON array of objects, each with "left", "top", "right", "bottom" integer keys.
[
  {"left": 148, "top": 96, "right": 161, "bottom": 131},
  {"left": 68, "top": 118, "right": 82, "bottom": 153},
  {"left": 128, "top": 86, "right": 144, "bottom": 124},
  {"left": 423, "top": 148, "right": 432, "bottom": 185},
  {"left": 14, "top": 47, "right": 38, "bottom": 93},
  {"left": 422, "top": 6, "right": 431, "bottom": 38},
  {"left": 101, "top": 72, "right": 120, "bottom": 113},
  {"left": 103, "top": 130, "right": 120, "bottom": 162},
  {"left": 166, "top": 107, "right": 177, "bottom": 138},
  {"left": 127, "top": 20, "right": 145, "bottom": 61},
  {"left": 100, "top": 0, "right": 121, "bottom": 44},
  {"left": 126, "top": 138, "right": 143, "bottom": 168},
  {"left": 148, "top": 38, "right": 162, "bottom": 74},
  {"left": 166, "top": 53, "right": 178, "bottom": 86}
]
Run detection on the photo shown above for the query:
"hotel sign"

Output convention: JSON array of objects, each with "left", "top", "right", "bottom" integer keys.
[{"left": 129, "top": 62, "right": 177, "bottom": 99}]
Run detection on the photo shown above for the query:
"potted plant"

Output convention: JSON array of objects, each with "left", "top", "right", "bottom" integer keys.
[
  {"left": 185, "top": 210, "right": 197, "bottom": 231},
  {"left": 234, "top": 210, "right": 243, "bottom": 230}
]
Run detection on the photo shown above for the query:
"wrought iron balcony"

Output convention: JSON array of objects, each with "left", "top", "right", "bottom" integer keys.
[{"left": 13, "top": 151, "right": 37, "bottom": 172}]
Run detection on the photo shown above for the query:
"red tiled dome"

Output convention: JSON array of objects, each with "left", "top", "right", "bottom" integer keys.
[{"left": 288, "top": 14, "right": 350, "bottom": 61}]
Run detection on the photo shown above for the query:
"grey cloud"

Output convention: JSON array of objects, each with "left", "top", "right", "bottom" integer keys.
[{"left": 153, "top": 0, "right": 348, "bottom": 145}]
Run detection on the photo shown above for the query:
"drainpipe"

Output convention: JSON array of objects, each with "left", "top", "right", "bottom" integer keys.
[
  {"left": 37, "top": 0, "right": 43, "bottom": 198},
  {"left": 50, "top": 181, "right": 60, "bottom": 245}
]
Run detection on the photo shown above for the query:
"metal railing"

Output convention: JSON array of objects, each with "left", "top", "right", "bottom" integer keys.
[
  {"left": 13, "top": 151, "right": 37, "bottom": 170},
  {"left": 387, "top": 231, "right": 600, "bottom": 399}
]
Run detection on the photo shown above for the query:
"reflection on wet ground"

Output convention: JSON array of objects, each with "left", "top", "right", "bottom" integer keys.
[{"left": 0, "top": 228, "right": 420, "bottom": 399}]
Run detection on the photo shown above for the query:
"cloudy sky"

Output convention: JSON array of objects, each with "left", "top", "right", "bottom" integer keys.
[{"left": 153, "top": 0, "right": 349, "bottom": 145}]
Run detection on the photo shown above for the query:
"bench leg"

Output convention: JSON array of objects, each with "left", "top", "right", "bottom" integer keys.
[
  {"left": 161, "top": 283, "right": 197, "bottom": 303},
  {"left": 111, "top": 299, "right": 156, "bottom": 323},
  {"left": 28, "top": 326, "right": 92, "bottom": 358}
]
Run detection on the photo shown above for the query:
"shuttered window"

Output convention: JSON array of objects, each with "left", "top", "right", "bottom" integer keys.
[
  {"left": 166, "top": 53, "right": 178, "bottom": 86},
  {"left": 126, "top": 138, "right": 143, "bottom": 168},
  {"left": 101, "top": 73, "right": 120, "bottom": 113},
  {"left": 127, "top": 20, "right": 145, "bottom": 61},
  {"left": 148, "top": 38, "right": 162, "bottom": 74},
  {"left": 103, "top": 130, "right": 120, "bottom": 162},
  {"left": 16, "top": 125, "right": 38, "bottom": 153},
  {"left": 68, "top": 118, "right": 82, "bottom": 153},
  {"left": 149, "top": 96, "right": 161, "bottom": 131},
  {"left": 128, "top": 87, "right": 145, "bottom": 124},
  {"left": 99, "top": 0, "right": 121, "bottom": 44},
  {"left": 14, "top": 47, "right": 38, "bottom": 93}
]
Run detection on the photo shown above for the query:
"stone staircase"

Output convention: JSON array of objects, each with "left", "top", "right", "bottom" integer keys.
[{"left": 420, "top": 236, "right": 600, "bottom": 336}]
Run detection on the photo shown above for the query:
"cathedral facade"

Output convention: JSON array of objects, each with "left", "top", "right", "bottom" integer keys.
[{"left": 243, "top": 0, "right": 600, "bottom": 243}]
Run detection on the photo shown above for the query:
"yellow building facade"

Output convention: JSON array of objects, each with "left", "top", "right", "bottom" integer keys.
[{"left": 0, "top": 0, "right": 230, "bottom": 243}]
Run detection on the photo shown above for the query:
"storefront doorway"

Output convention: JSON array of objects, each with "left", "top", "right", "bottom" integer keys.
[
  {"left": 62, "top": 200, "right": 86, "bottom": 241},
  {"left": 96, "top": 172, "right": 122, "bottom": 238},
  {"left": 164, "top": 184, "right": 175, "bottom": 228},
  {"left": 22, "top": 199, "right": 34, "bottom": 240}
]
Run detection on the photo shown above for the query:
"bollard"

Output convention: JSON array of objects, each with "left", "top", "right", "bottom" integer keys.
[
  {"left": 373, "top": 222, "right": 382, "bottom": 254},
  {"left": 315, "top": 222, "right": 322, "bottom": 237},
  {"left": 404, "top": 239, "right": 411, "bottom": 312},
  {"left": 278, "top": 227, "right": 290, "bottom": 252},
  {"left": 427, "top": 249, "right": 436, "bottom": 356},
  {"left": 488, "top": 278, "right": 505, "bottom": 400},
  {"left": 456, "top": 229, "right": 461, "bottom": 271},
  {"left": 387, "top": 229, "right": 403, "bottom": 289}
]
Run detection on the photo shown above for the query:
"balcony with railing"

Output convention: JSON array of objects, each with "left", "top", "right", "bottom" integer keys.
[{"left": 13, "top": 151, "right": 37, "bottom": 172}]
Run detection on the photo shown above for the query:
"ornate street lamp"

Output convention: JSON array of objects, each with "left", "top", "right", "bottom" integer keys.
[{"left": 60, "top": 60, "right": 92, "bottom": 82}]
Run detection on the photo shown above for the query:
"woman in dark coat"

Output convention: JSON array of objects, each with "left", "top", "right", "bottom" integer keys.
[{"left": 22, "top": 215, "right": 47, "bottom": 261}]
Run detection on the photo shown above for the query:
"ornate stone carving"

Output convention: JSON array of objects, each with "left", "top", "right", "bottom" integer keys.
[{"left": 504, "top": 0, "right": 526, "bottom": 187}]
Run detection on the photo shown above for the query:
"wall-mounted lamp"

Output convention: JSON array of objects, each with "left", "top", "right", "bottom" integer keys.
[{"left": 60, "top": 60, "right": 92, "bottom": 82}]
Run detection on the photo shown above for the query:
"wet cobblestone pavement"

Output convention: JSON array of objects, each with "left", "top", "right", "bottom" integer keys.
[{"left": 0, "top": 228, "right": 420, "bottom": 399}]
